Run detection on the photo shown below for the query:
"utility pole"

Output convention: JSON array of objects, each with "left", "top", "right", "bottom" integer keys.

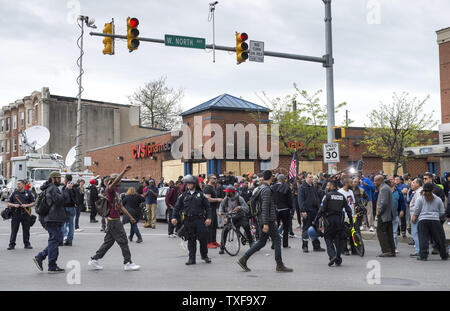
[
  {"left": 75, "top": 15, "right": 96, "bottom": 171},
  {"left": 323, "top": 0, "right": 336, "bottom": 174}
]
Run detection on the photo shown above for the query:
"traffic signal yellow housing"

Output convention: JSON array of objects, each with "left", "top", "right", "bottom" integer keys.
[
  {"left": 127, "top": 17, "right": 140, "bottom": 52},
  {"left": 333, "top": 127, "right": 346, "bottom": 141},
  {"left": 102, "top": 22, "right": 114, "bottom": 55},
  {"left": 236, "top": 32, "right": 249, "bottom": 64}
]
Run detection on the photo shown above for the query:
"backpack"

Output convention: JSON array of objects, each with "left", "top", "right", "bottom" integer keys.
[
  {"left": 35, "top": 190, "right": 51, "bottom": 216},
  {"left": 249, "top": 186, "right": 263, "bottom": 217},
  {"left": 95, "top": 196, "right": 110, "bottom": 217}
]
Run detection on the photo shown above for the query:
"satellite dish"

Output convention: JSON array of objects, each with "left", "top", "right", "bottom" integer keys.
[
  {"left": 23, "top": 126, "right": 50, "bottom": 151},
  {"left": 65, "top": 146, "right": 77, "bottom": 167}
]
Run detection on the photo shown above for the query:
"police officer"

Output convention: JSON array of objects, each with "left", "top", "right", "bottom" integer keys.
[
  {"left": 313, "top": 180, "right": 353, "bottom": 267},
  {"left": 7, "top": 180, "right": 36, "bottom": 250},
  {"left": 171, "top": 175, "right": 212, "bottom": 265}
]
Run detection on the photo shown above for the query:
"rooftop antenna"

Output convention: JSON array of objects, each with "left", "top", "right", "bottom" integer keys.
[{"left": 208, "top": 1, "right": 218, "bottom": 63}]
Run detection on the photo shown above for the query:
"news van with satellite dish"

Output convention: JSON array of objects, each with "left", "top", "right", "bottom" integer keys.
[{"left": 10, "top": 126, "right": 93, "bottom": 197}]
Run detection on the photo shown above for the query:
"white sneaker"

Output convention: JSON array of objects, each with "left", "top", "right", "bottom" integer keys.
[
  {"left": 369, "top": 226, "right": 374, "bottom": 232},
  {"left": 124, "top": 262, "right": 140, "bottom": 271},
  {"left": 395, "top": 249, "right": 399, "bottom": 254},
  {"left": 447, "top": 222, "right": 450, "bottom": 226},
  {"left": 75, "top": 228, "right": 84, "bottom": 232},
  {"left": 88, "top": 259, "right": 103, "bottom": 270},
  {"left": 360, "top": 226, "right": 364, "bottom": 231},
  {"left": 168, "top": 234, "right": 176, "bottom": 238}
]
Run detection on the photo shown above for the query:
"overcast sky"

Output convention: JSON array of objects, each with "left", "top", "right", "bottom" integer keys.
[{"left": 0, "top": 0, "right": 448, "bottom": 128}]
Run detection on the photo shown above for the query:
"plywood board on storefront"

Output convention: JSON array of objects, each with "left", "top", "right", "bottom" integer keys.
[
  {"left": 382, "top": 162, "right": 404, "bottom": 176},
  {"left": 192, "top": 162, "right": 207, "bottom": 176},
  {"left": 298, "top": 161, "right": 323, "bottom": 175},
  {"left": 162, "top": 159, "right": 184, "bottom": 182},
  {"left": 226, "top": 161, "right": 254, "bottom": 177}
]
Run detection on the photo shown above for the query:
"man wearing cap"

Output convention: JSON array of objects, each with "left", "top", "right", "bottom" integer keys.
[
  {"left": 172, "top": 175, "right": 212, "bottom": 265},
  {"left": 33, "top": 171, "right": 66, "bottom": 273},
  {"left": 218, "top": 185, "right": 253, "bottom": 254},
  {"left": 88, "top": 178, "right": 99, "bottom": 223}
]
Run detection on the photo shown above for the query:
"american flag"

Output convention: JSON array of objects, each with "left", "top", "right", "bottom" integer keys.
[{"left": 288, "top": 151, "right": 297, "bottom": 180}]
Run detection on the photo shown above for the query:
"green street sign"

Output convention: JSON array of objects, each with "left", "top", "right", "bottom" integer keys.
[{"left": 164, "top": 34, "right": 206, "bottom": 49}]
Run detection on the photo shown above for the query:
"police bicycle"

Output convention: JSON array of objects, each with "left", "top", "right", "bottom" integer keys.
[
  {"left": 223, "top": 212, "right": 253, "bottom": 256},
  {"left": 344, "top": 206, "right": 366, "bottom": 257}
]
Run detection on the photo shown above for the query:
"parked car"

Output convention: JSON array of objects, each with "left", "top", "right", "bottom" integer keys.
[
  {"left": 156, "top": 187, "right": 170, "bottom": 221},
  {"left": 1, "top": 177, "right": 17, "bottom": 201}
]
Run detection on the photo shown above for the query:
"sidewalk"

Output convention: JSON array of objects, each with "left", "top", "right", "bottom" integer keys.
[{"left": 361, "top": 222, "right": 450, "bottom": 244}]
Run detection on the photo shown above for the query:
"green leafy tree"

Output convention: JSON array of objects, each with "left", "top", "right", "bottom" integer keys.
[
  {"left": 362, "top": 92, "right": 438, "bottom": 175},
  {"left": 257, "top": 83, "right": 346, "bottom": 174}
]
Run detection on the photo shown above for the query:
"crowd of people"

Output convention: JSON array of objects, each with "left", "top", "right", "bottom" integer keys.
[{"left": 2, "top": 165, "right": 449, "bottom": 273}]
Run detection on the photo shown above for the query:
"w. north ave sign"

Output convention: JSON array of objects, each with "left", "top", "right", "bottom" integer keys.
[
  {"left": 132, "top": 142, "right": 172, "bottom": 160},
  {"left": 164, "top": 34, "right": 206, "bottom": 49}
]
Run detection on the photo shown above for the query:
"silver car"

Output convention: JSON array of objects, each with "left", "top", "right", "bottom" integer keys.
[{"left": 156, "top": 187, "right": 170, "bottom": 222}]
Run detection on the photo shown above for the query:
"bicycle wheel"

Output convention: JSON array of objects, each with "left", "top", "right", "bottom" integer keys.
[
  {"left": 352, "top": 231, "right": 365, "bottom": 257},
  {"left": 224, "top": 228, "right": 241, "bottom": 256}
]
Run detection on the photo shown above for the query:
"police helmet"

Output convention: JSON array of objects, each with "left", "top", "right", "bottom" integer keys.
[{"left": 183, "top": 174, "right": 196, "bottom": 184}]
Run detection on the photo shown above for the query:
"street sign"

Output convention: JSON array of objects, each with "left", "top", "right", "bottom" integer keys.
[
  {"left": 323, "top": 143, "right": 339, "bottom": 163},
  {"left": 164, "top": 34, "right": 205, "bottom": 49},
  {"left": 249, "top": 40, "right": 264, "bottom": 62}
]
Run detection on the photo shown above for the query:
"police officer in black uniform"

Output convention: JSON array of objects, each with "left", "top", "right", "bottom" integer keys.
[
  {"left": 7, "top": 180, "right": 36, "bottom": 250},
  {"left": 313, "top": 180, "right": 353, "bottom": 267},
  {"left": 171, "top": 175, "right": 212, "bottom": 265}
]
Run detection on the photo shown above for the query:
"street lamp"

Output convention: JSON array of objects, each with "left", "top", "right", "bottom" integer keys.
[{"left": 75, "top": 15, "right": 97, "bottom": 172}]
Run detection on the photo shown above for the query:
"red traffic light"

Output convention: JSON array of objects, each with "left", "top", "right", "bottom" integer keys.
[
  {"left": 130, "top": 18, "right": 139, "bottom": 28},
  {"left": 240, "top": 33, "right": 248, "bottom": 41}
]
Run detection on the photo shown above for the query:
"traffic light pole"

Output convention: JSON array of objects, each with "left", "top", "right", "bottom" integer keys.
[
  {"left": 324, "top": 0, "right": 336, "bottom": 175},
  {"left": 89, "top": 0, "right": 336, "bottom": 173}
]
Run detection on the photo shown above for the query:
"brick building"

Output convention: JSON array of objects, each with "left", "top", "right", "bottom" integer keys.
[
  {"left": 86, "top": 93, "right": 439, "bottom": 180},
  {"left": 0, "top": 87, "right": 164, "bottom": 178}
]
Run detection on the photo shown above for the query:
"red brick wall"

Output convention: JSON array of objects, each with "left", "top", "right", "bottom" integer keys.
[{"left": 440, "top": 40, "right": 450, "bottom": 123}]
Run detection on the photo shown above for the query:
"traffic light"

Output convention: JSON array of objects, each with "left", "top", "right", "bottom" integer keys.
[
  {"left": 235, "top": 32, "right": 248, "bottom": 64},
  {"left": 333, "top": 127, "right": 345, "bottom": 141},
  {"left": 127, "top": 17, "right": 140, "bottom": 52},
  {"left": 102, "top": 21, "right": 114, "bottom": 55}
]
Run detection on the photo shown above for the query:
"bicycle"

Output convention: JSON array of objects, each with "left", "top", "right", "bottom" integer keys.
[
  {"left": 222, "top": 212, "right": 252, "bottom": 256},
  {"left": 345, "top": 207, "right": 366, "bottom": 257}
]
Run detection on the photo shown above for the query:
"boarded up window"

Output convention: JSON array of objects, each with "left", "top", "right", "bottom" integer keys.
[
  {"left": 162, "top": 160, "right": 184, "bottom": 183},
  {"left": 298, "top": 161, "right": 324, "bottom": 175}
]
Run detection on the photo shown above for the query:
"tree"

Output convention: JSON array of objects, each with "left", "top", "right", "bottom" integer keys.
[
  {"left": 128, "top": 76, "right": 183, "bottom": 130},
  {"left": 362, "top": 92, "right": 438, "bottom": 175},
  {"left": 257, "top": 83, "right": 346, "bottom": 174}
]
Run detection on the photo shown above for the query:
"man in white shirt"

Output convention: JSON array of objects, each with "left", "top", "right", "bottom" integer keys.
[{"left": 338, "top": 177, "right": 356, "bottom": 255}]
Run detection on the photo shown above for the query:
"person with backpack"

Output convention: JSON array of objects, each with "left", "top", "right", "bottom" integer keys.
[
  {"left": 271, "top": 174, "right": 293, "bottom": 248},
  {"left": 7, "top": 180, "right": 35, "bottom": 250},
  {"left": 33, "top": 171, "right": 67, "bottom": 273},
  {"left": 88, "top": 165, "right": 141, "bottom": 271},
  {"left": 217, "top": 186, "right": 253, "bottom": 254},
  {"left": 237, "top": 170, "right": 293, "bottom": 273}
]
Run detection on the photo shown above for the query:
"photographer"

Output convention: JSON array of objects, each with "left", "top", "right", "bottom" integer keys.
[{"left": 7, "top": 180, "right": 35, "bottom": 250}]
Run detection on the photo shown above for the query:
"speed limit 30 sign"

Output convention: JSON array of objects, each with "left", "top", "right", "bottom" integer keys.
[{"left": 323, "top": 143, "right": 340, "bottom": 163}]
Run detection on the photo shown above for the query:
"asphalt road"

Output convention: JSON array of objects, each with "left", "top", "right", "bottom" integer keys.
[{"left": 0, "top": 203, "right": 449, "bottom": 291}]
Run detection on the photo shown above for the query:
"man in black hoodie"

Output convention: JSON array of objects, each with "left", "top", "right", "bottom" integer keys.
[
  {"left": 298, "top": 173, "right": 325, "bottom": 252},
  {"left": 33, "top": 171, "right": 66, "bottom": 273},
  {"left": 271, "top": 174, "right": 293, "bottom": 248},
  {"left": 237, "top": 170, "right": 293, "bottom": 272}
]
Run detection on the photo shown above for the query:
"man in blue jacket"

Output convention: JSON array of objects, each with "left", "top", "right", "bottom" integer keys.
[
  {"left": 387, "top": 176, "right": 406, "bottom": 253},
  {"left": 359, "top": 173, "right": 376, "bottom": 232}
]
